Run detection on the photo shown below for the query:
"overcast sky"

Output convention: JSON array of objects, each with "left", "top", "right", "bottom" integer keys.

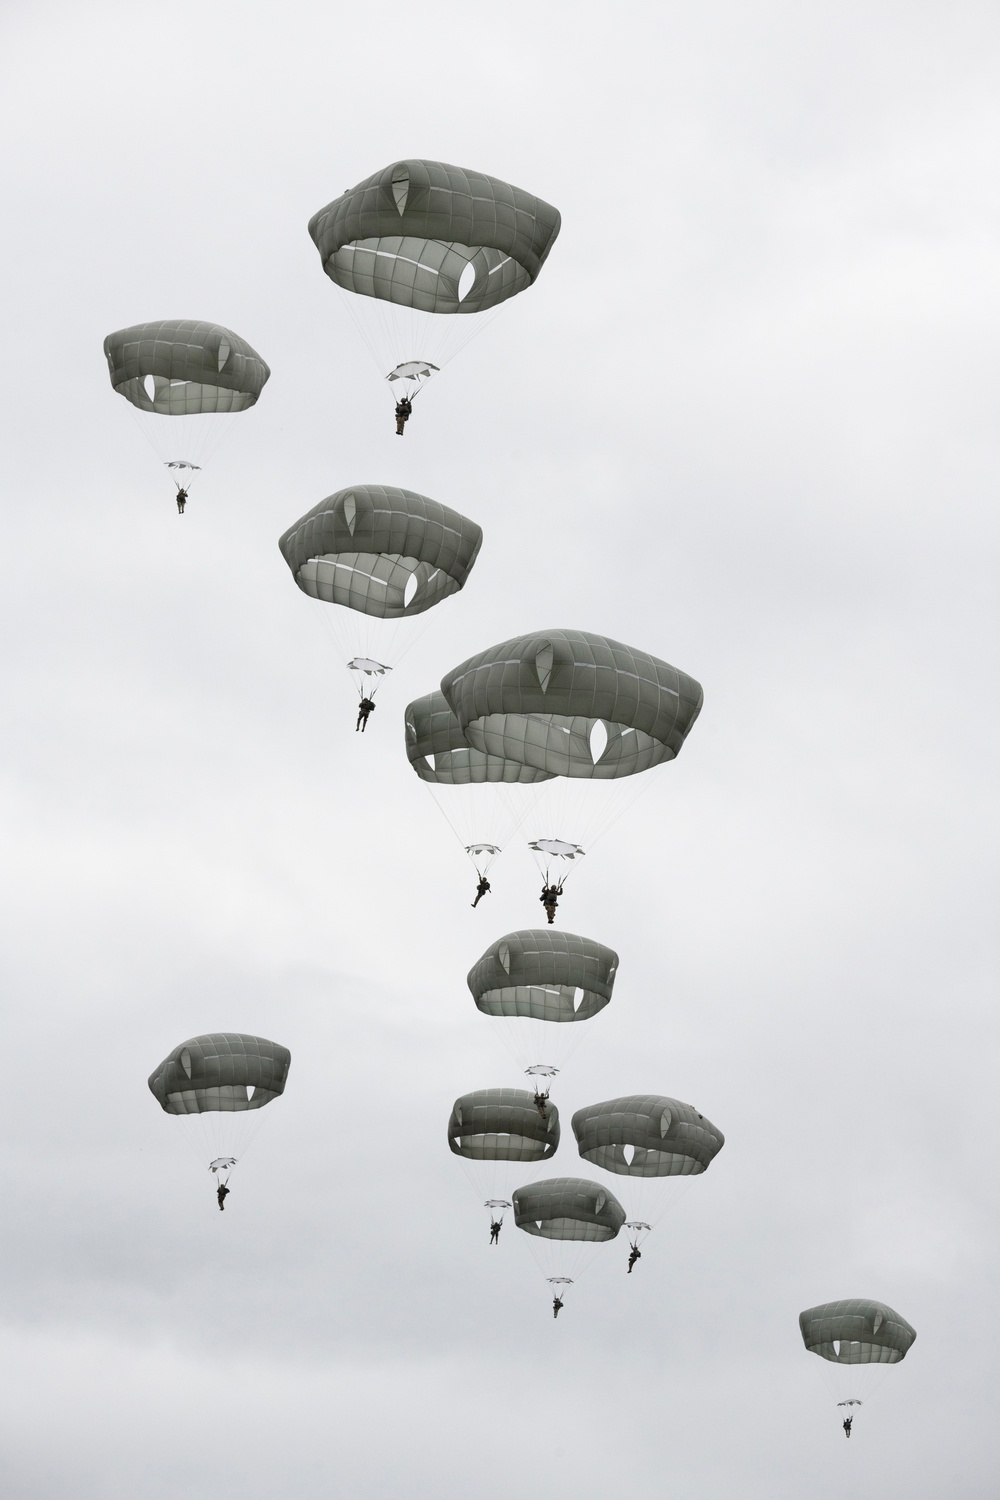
[{"left": 1, "top": 3, "right": 998, "bottom": 1496}]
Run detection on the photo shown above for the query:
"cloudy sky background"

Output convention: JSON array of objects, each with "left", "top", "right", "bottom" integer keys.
[{"left": 1, "top": 2, "right": 998, "bottom": 1495}]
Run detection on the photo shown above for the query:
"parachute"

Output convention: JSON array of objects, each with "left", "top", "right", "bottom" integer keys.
[
  {"left": 148, "top": 1032, "right": 291, "bottom": 1198},
  {"left": 405, "top": 689, "right": 553, "bottom": 884},
  {"left": 448, "top": 1087, "right": 560, "bottom": 1227},
  {"left": 307, "top": 160, "right": 561, "bottom": 416},
  {"left": 467, "top": 929, "right": 618, "bottom": 1086},
  {"left": 571, "top": 1094, "right": 724, "bottom": 1259},
  {"left": 799, "top": 1299, "right": 917, "bottom": 1426},
  {"left": 103, "top": 319, "right": 269, "bottom": 495},
  {"left": 440, "top": 629, "right": 703, "bottom": 899},
  {"left": 278, "top": 486, "right": 482, "bottom": 700},
  {"left": 513, "top": 1175, "right": 625, "bottom": 1307}
]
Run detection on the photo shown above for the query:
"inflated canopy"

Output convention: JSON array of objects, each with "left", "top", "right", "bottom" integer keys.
[
  {"left": 440, "top": 629, "right": 703, "bottom": 778},
  {"left": 279, "top": 485, "right": 483, "bottom": 619},
  {"left": 103, "top": 319, "right": 270, "bottom": 414},
  {"left": 448, "top": 1088, "right": 560, "bottom": 1162},
  {"left": 405, "top": 690, "right": 553, "bottom": 785},
  {"left": 513, "top": 1176, "right": 625, "bottom": 1241},
  {"left": 308, "top": 160, "right": 561, "bottom": 316},
  {"left": 572, "top": 1095, "right": 724, "bottom": 1177},
  {"left": 799, "top": 1300, "right": 917, "bottom": 1365},
  {"left": 468, "top": 930, "right": 619, "bottom": 1022},
  {"left": 148, "top": 1033, "right": 291, "bottom": 1116}
]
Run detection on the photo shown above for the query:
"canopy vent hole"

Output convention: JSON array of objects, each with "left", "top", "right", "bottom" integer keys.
[
  {"left": 404, "top": 572, "right": 419, "bottom": 608},
  {"left": 424, "top": 752, "right": 436, "bottom": 772},
  {"left": 498, "top": 941, "right": 511, "bottom": 973},
  {"left": 180, "top": 1048, "right": 192, "bottom": 1079},
  {"left": 833, "top": 1340, "right": 841, "bottom": 1357},
  {"left": 534, "top": 642, "right": 554, "bottom": 694},
  {"left": 457, "top": 261, "right": 476, "bottom": 303},
  {"left": 621, "top": 1144, "right": 636, "bottom": 1166},
  {"left": 572, "top": 986, "right": 585, "bottom": 1012},
  {"left": 391, "top": 165, "right": 410, "bottom": 215},
  {"left": 246, "top": 1085, "right": 255, "bottom": 1102},
  {"left": 217, "top": 337, "right": 231, "bottom": 371},
  {"left": 341, "top": 491, "right": 357, "bottom": 535},
  {"left": 589, "top": 720, "right": 609, "bottom": 764},
  {"left": 143, "top": 374, "right": 156, "bottom": 404}
]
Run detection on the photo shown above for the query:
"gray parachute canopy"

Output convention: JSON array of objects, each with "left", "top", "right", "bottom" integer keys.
[
  {"left": 148, "top": 1033, "right": 291, "bottom": 1116},
  {"left": 572, "top": 1095, "right": 725, "bottom": 1177},
  {"left": 103, "top": 319, "right": 270, "bottom": 414},
  {"left": 468, "top": 930, "right": 619, "bottom": 1022},
  {"left": 405, "top": 690, "right": 553, "bottom": 785},
  {"left": 308, "top": 160, "right": 561, "bottom": 316},
  {"left": 513, "top": 1176, "right": 625, "bottom": 1241},
  {"left": 440, "top": 629, "right": 703, "bottom": 779},
  {"left": 448, "top": 1088, "right": 560, "bottom": 1162},
  {"left": 799, "top": 1300, "right": 917, "bottom": 1365},
  {"left": 278, "top": 486, "right": 483, "bottom": 619}
]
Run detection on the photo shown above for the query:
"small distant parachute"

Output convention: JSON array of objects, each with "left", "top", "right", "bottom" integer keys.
[
  {"left": 307, "top": 160, "right": 561, "bottom": 419},
  {"left": 440, "top": 629, "right": 703, "bottom": 899},
  {"left": 448, "top": 1087, "right": 560, "bottom": 1231},
  {"left": 799, "top": 1298, "right": 917, "bottom": 1428},
  {"left": 467, "top": 929, "right": 618, "bottom": 1085},
  {"left": 148, "top": 1032, "right": 290, "bottom": 1203},
  {"left": 405, "top": 689, "right": 552, "bottom": 884},
  {"left": 279, "top": 486, "right": 482, "bottom": 703},
  {"left": 103, "top": 319, "right": 269, "bottom": 499},
  {"left": 513, "top": 1175, "right": 625, "bottom": 1309},
  {"left": 572, "top": 1095, "right": 724, "bottom": 1261}
]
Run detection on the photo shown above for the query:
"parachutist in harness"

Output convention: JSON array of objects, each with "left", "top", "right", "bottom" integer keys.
[
  {"left": 217, "top": 1183, "right": 230, "bottom": 1211},
  {"left": 843, "top": 1416, "right": 853, "bottom": 1438},
  {"left": 356, "top": 697, "right": 376, "bottom": 732},
  {"left": 175, "top": 487, "right": 188, "bottom": 514},
  {"left": 552, "top": 1295, "right": 564, "bottom": 1319},
  {"left": 540, "top": 883, "right": 563, "bottom": 924},
  {"left": 472, "top": 876, "right": 491, "bottom": 908},
  {"left": 627, "top": 1243, "right": 642, "bottom": 1274},
  {"left": 533, "top": 1089, "right": 549, "bottom": 1119},
  {"left": 489, "top": 1217, "right": 502, "bottom": 1245},
  {"left": 394, "top": 397, "right": 412, "bottom": 436}
]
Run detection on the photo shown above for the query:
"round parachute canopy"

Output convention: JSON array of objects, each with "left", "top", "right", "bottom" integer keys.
[
  {"left": 308, "top": 160, "right": 561, "bottom": 317},
  {"left": 448, "top": 1088, "right": 560, "bottom": 1162},
  {"left": 513, "top": 1176, "right": 625, "bottom": 1242},
  {"left": 799, "top": 1300, "right": 917, "bottom": 1365},
  {"left": 468, "top": 930, "right": 619, "bottom": 1023},
  {"left": 148, "top": 1033, "right": 291, "bottom": 1115},
  {"left": 572, "top": 1095, "right": 725, "bottom": 1177},
  {"left": 278, "top": 485, "right": 483, "bottom": 621},
  {"left": 405, "top": 690, "right": 553, "bottom": 786},
  {"left": 103, "top": 319, "right": 270, "bottom": 414},
  {"left": 440, "top": 629, "right": 703, "bottom": 780},
  {"left": 404, "top": 691, "right": 552, "bottom": 881}
]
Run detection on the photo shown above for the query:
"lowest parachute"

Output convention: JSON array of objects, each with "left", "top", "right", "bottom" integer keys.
[
  {"left": 799, "top": 1298, "right": 917, "bottom": 1435},
  {"left": 103, "top": 319, "right": 270, "bottom": 511},
  {"left": 148, "top": 1032, "right": 291, "bottom": 1210},
  {"left": 307, "top": 159, "right": 561, "bottom": 430},
  {"left": 572, "top": 1094, "right": 724, "bottom": 1268},
  {"left": 440, "top": 629, "right": 703, "bottom": 917},
  {"left": 279, "top": 485, "right": 482, "bottom": 715},
  {"left": 513, "top": 1176, "right": 625, "bottom": 1316},
  {"left": 448, "top": 1087, "right": 560, "bottom": 1240}
]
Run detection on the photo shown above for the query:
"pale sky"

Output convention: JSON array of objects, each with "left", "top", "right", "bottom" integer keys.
[{"left": 1, "top": 3, "right": 998, "bottom": 1497}]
